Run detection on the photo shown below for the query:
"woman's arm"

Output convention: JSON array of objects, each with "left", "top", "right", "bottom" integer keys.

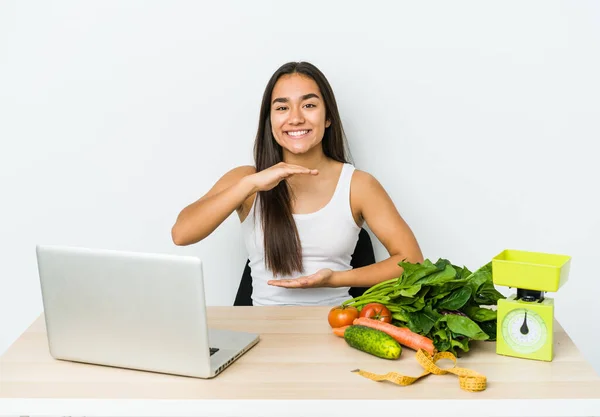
[
  {"left": 172, "top": 163, "right": 320, "bottom": 246},
  {"left": 329, "top": 170, "right": 424, "bottom": 287},
  {"left": 171, "top": 166, "right": 257, "bottom": 246}
]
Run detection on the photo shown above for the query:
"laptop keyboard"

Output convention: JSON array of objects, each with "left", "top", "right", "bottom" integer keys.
[{"left": 209, "top": 347, "right": 219, "bottom": 356}]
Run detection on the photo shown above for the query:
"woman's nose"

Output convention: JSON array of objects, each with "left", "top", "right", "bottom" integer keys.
[{"left": 288, "top": 106, "right": 304, "bottom": 124}]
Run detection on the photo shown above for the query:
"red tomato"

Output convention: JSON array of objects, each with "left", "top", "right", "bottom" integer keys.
[
  {"left": 328, "top": 305, "right": 359, "bottom": 328},
  {"left": 359, "top": 303, "right": 392, "bottom": 323}
]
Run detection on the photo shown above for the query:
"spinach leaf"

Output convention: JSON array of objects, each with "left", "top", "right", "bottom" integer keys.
[
  {"left": 462, "top": 305, "right": 497, "bottom": 322},
  {"left": 434, "top": 338, "right": 451, "bottom": 352},
  {"left": 440, "top": 315, "right": 489, "bottom": 340},
  {"left": 451, "top": 337, "right": 470, "bottom": 353},
  {"left": 399, "top": 285, "right": 422, "bottom": 297},
  {"left": 474, "top": 282, "right": 505, "bottom": 305},
  {"left": 478, "top": 320, "right": 497, "bottom": 341},
  {"left": 390, "top": 295, "right": 416, "bottom": 305},
  {"left": 399, "top": 298, "right": 425, "bottom": 312},
  {"left": 436, "top": 286, "right": 472, "bottom": 310},
  {"left": 432, "top": 325, "right": 451, "bottom": 352},
  {"left": 398, "top": 259, "right": 440, "bottom": 286},
  {"left": 416, "top": 264, "right": 457, "bottom": 286},
  {"left": 399, "top": 259, "right": 434, "bottom": 276},
  {"left": 455, "top": 265, "right": 473, "bottom": 281},
  {"left": 405, "top": 306, "right": 441, "bottom": 334},
  {"left": 467, "top": 262, "right": 493, "bottom": 294},
  {"left": 427, "top": 281, "right": 465, "bottom": 300}
]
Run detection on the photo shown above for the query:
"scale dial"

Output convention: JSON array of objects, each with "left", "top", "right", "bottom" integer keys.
[{"left": 501, "top": 308, "right": 548, "bottom": 354}]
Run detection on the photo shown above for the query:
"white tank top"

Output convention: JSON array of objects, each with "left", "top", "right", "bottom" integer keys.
[{"left": 241, "top": 163, "right": 361, "bottom": 306}]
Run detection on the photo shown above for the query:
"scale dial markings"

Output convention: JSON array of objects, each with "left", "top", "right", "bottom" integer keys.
[{"left": 501, "top": 308, "right": 548, "bottom": 354}]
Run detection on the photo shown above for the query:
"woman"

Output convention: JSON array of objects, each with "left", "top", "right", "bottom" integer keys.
[{"left": 171, "top": 61, "right": 423, "bottom": 306}]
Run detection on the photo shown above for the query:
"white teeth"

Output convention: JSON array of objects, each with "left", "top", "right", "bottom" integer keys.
[{"left": 287, "top": 130, "right": 309, "bottom": 137}]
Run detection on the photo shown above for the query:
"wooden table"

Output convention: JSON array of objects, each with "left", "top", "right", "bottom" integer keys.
[{"left": 1, "top": 306, "right": 599, "bottom": 416}]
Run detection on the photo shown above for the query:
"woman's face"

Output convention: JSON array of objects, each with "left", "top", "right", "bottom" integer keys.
[{"left": 270, "top": 73, "right": 331, "bottom": 156}]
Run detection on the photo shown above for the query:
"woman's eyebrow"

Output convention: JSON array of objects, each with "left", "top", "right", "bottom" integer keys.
[{"left": 272, "top": 93, "right": 321, "bottom": 105}]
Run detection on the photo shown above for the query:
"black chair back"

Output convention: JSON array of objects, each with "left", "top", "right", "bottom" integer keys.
[{"left": 234, "top": 228, "right": 375, "bottom": 306}]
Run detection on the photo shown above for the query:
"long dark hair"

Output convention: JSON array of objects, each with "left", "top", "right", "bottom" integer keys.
[{"left": 254, "top": 61, "right": 351, "bottom": 276}]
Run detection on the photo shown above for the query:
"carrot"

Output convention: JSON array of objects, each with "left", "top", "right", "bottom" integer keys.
[
  {"left": 332, "top": 325, "right": 350, "bottom": 338},
  {"left": 353, "top": 318, "right": 436, "bottom": 356}
]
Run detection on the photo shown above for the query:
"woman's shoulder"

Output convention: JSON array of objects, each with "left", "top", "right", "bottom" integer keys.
[
  {"left": 208, "top": 165, "right": 256, "bottom": 206},
  {"left": 216, "top": 165, "right": 256, "bottom": 185},
  {"left": 350, "top": 168, "right": 381, "bottom": 190},
  {"left": 225, "top": 166, "right": 257, "bottom": 219},
  {"left": 228, "top": 165, "right": 257, "bottom": 177},
  {"left": 347, "top": 168, "right": 386, "bottom": 226},
  {"left": 349, "top": 168, "right": 389, "bottom": 207}
]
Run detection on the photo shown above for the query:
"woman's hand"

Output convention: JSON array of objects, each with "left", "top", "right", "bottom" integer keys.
[
  {"left": 246, "top": 162, "right": 318, "bottom": 193},
  {"left": 267, "top": 268, "right": 334, "bottom": 288}
]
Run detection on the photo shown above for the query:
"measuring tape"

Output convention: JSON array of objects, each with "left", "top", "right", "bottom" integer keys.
[{"left": 351, "top": 348, "right": 487, "bottom": 392}]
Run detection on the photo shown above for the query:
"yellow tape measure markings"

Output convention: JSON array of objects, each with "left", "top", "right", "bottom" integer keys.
[{"left": 351, "top": 348, "right": 487, "bottom": 392}]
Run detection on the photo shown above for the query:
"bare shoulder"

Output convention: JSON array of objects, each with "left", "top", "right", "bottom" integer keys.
[
  {"left": 222, "top": 165, "right": 257, "bottom": 218},
  {"left": 351, "top": 169, "right": 385, "bottom": 194},
  {"left": 222, "top": 165, "right": 256, "bottom": 181},
  {"left": 349, "top": 169, "right": 387, "bottom": 226},
  {"left": 203, "top": 165, "right": 256, "bottom": 208}
]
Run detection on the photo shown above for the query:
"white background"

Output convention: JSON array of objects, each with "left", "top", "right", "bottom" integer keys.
[{"left": 1, "top": 1, "right": 598, "bottom": 375}]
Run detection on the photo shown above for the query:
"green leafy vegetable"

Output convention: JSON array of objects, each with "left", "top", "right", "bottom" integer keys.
[
  {"left": 463, "top": 305, "right": 497, "bottom": 322},
  {"left": 440, "top": 315, "right": 489, "bottom": 340},
  {"left": 405, "top": 305, "right": 441, "bottom": 334},
  {"left": 436, "top": 286, "right": 472, "bottom": 310},
  {"left": 342, "top": 259, "right": 505, "bottom": 355}
]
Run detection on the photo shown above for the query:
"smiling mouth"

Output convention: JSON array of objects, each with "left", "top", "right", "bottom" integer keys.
[{"left": 285, "top": 129, "right": 311, "bottom": 138}]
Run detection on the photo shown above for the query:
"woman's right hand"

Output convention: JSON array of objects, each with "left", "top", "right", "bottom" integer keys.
[{"left": 246, "top": 162, "right": 318, "bottom": 192}]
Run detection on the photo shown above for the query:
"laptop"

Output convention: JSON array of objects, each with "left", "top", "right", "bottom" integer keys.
[{"left": 35, "top": 245, "right": 259, "bottom": 378}]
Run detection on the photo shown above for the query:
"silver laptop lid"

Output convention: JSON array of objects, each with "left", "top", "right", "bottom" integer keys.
[{"left": 36, "top": 245, "right": 212, "bottom": 377}]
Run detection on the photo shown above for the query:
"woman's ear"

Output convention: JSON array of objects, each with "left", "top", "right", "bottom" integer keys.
[{"left": 325, "top": 119, "right": 332, "bottom": 128}]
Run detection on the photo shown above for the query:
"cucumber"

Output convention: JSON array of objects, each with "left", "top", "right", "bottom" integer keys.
[{"left": 344, "top": 325, "right": 402, "bottom": 359}]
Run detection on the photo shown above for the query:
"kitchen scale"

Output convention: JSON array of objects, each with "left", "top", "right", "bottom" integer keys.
[{"left": 492, "top": 249, "right": 571, "bottom": 361}]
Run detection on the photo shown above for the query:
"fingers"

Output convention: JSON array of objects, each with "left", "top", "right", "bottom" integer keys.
[
  {"left": 267, "top": 277, "right": 311, "bottom": 288},
  {"left": 267, "top": 268, "right": 330, "bottom": 289},
  {"left": 279, "top": 163, "right": 319, "bottom": 177},
  {"left": 284, "top": 168, "right": 318, "bottom": 177}
]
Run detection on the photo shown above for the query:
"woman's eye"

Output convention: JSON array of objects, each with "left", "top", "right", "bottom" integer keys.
[
  {"left": 275, "top": 106, "right": 287, "bottom": 111},
  {"left": 304, "top": 104, "right": 316, "bottom": 108}
]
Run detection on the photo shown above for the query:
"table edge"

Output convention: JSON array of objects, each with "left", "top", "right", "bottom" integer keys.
[{"left": 0, "top": 398, "right": 599, "bottom": 417}]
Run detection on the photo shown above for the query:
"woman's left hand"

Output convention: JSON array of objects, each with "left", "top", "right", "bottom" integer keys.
[{"left": 267, "top": 268, "right": 334, "bottom": 288}]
